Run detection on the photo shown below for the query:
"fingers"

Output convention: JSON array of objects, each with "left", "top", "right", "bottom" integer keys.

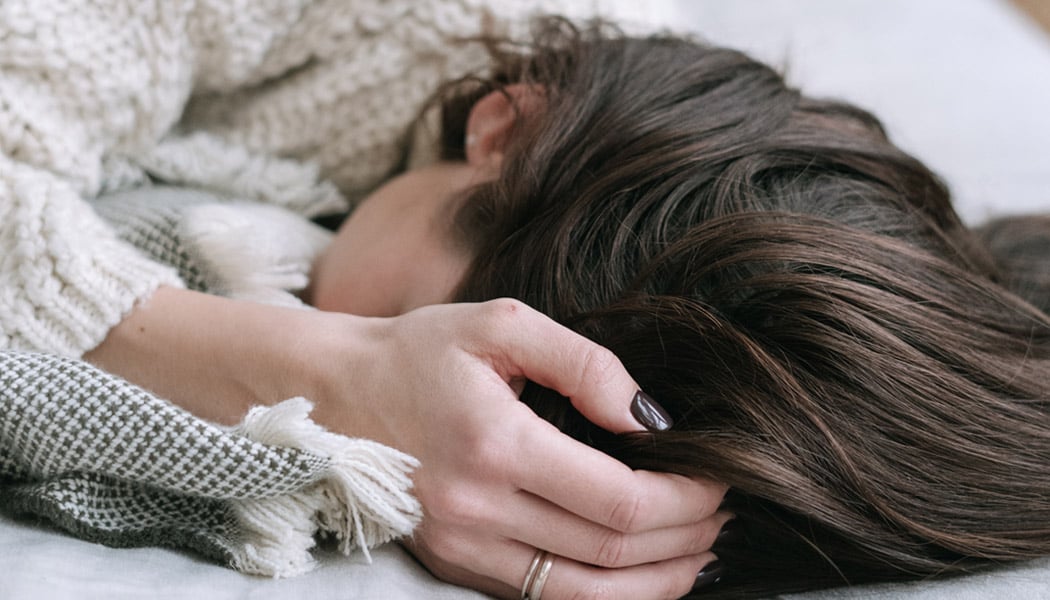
[
  {"left": 534, "top": 551, "right": 716, "bottom": 600},
  {"left": 512, "top": 421, "right": 728, "bottom": 532},
  {"left": 410, "top": 530, "right": 717, "bottom": 600},
  {"left": 467, "top": 299, "right": 655, "bottom": 433},
  {"left": 501, "top": 490, "right": 734, "bottom": 568},
  {"left": 395, "top": 300, "right": 730, "bottom": 599}
]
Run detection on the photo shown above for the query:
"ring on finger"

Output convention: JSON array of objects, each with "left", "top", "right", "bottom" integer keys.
[{"left": 521, "top": 549, "right": 556, "bottom": 599}]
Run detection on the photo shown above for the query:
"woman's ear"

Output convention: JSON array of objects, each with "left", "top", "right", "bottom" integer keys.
[{"left": 464, "top": 83, "right": 545, "bottom": 171}]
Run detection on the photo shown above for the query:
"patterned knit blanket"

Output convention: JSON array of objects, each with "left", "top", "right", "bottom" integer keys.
[{"left": 0, "top": 189, "right": 422, "bottom": 577}]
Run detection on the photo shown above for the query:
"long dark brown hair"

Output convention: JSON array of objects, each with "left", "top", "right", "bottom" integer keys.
[{"left": 435, "top": 17, "right": 1050, "bottom": 598}]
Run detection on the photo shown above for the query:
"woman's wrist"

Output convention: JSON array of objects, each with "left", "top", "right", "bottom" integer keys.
[{"left": 83, "top": 286, "right": 360, "bottom": 425}]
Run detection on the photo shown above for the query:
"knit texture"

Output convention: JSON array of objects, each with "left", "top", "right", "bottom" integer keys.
[
  {"left": 0, "top": 0, "right": 573, "bottom": 579},
  {"left": 0, "top": 351, "right": 422, "bottom": 576},
  {"left": 0, "top": 0, "right": 507, "bottom": 357},
  {"left": 0, "top": 188, "right": 423, "bottom": 575}
]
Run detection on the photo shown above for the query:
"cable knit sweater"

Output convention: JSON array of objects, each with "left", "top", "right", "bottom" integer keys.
[{"left": 0, "top": 0, "right": 545, "bottom": 357}]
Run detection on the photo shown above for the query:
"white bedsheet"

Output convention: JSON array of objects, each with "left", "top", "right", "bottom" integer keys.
[
  {"left": 0, "top": 515, "right": 489, "bottom": 600},
  {"left": 3, "top": 0, "right": 1049, "bottom": 598}
]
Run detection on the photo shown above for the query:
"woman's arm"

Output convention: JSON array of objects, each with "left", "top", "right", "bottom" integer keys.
[
  {"left": 84, "top": 286, "right": 322, "bottom": 422},
  {"left": 87, "top": 287, "right": 728, "bottom": 600}
]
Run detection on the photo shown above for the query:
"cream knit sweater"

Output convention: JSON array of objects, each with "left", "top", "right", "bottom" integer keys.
[{"left": 0, "top": 0, "right": 550, "bottom": 357}]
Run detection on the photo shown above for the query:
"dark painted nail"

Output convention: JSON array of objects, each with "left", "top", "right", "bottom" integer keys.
[
  {"left": 693, "top": 560, "right": 725, "bottom": 590},
  {"left": 716, "top": 519, "right": 742, "bottom": 544},
  {"left": 630, "top": 390, "right": 673, "bottom": 431}
]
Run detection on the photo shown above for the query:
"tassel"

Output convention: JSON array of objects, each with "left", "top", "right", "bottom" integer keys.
[
  {"left": 180, "top": 202, "right": 334, "bottom": 309},
  {"left": 226, "top": 398, "right": 422, "bottom": 577}
]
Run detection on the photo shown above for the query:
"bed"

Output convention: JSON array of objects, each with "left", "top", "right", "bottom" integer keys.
[{"left": 3, "top": 0, "right": 1049, "bottom": 598}]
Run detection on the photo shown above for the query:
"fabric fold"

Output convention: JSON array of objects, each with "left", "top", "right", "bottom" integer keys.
[
  {"left": 0, "top": 351, "right": 422, "bottom": 577},
  {"left": 228, "top": 398, "right": 421, "bottom": 575}
]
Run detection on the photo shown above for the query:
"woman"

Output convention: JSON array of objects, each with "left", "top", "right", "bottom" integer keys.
[
  {"left": 305, "top": 16, "right": 1050, "bottom": 599},
  {"left": 5, "top": 5, "right": 1049, "bottom": 600},
  {"left": 1, "top": 3, "right": 725, "bottom": 600}
]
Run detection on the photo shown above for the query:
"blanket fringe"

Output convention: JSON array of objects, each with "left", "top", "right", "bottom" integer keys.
[{"left": 227, "top": 398, "right": 421, "bottom": 577}]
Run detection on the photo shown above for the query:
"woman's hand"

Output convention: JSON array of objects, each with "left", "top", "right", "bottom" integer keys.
[
  {"left": 324, "top": 299, "right": 730, "bottom": 600},
  {"left": 88, "top": 289, "right": 729, "bottom": 599}
]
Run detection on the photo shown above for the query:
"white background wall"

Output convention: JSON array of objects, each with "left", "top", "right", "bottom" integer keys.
[{"left": 583, "top": 0, "right": 1050, "bottom": 224}]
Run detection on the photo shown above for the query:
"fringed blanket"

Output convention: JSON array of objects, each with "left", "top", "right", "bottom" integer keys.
[
  {"left": 0, "top": 0, "right": 556, "bottom": 581},
  {"left": 0, "top": 187, "right": 420, "bottom": 577}
]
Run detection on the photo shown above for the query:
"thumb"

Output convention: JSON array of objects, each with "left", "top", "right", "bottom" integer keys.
[{"left": 483, "top": 299, "right": 674, "bottom": 433}]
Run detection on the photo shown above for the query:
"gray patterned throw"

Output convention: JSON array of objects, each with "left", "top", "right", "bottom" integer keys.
[{"left": 0, "top": 189, "right": 422, "bottom": 577}]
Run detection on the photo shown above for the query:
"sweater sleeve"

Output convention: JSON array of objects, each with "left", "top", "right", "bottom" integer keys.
[
  {"left": 0, "top": 0, "right": 512, "bottom": 356},
  {"left": 0, "top": 0, "right": 196, "bottom": 356},
  {"left": 0, "top": 156, "right": 185, "bottom": 356},
  {"left": 0, "top": 0, "right": 324, "bottom": 357}
]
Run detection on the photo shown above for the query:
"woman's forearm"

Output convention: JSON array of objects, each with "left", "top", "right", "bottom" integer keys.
[{"left": 84, "top": 286, "right": 351, "bottom": 425}]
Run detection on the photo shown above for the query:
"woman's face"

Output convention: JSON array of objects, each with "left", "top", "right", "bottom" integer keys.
[{"left": 308, "top": 161, "right": 490, "bottom": 317}]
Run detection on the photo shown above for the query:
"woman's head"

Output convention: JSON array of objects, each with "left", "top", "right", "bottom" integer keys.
[
  {"left": 308, "top": 83, "right": 544, "bottom": 316},
  {"left": 315, "top": 16, "right": 1050, "bottom": 597},
  {"left": 432, "top": 17, "right": 1050, "bottom": 599}
]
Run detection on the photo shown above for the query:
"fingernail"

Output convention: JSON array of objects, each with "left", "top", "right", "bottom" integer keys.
[
  {"left": 716, "top": 519, "right": 741, "bottom": 544},
  {"left": 712, "top": 520, "right": 741, "bottom": 554},
  {"left": 630, "top": 390, "right": 673, "bottom": 431},
  {"left": 693, "top": 560, "right": 725, "bottom": 590}
]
